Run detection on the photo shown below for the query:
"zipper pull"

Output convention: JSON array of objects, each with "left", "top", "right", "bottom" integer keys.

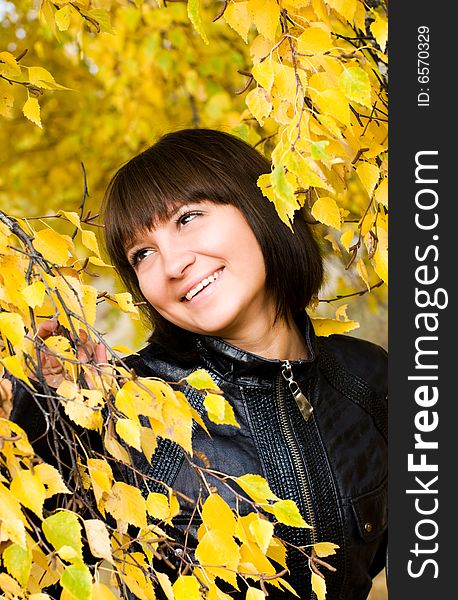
[{"left": 281, "top": 360, "right": 313, "bottom": 422}]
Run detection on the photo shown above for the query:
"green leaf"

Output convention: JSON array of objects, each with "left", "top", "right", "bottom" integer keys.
[
  {"left": 311, "top": 140, "right": 330, "bottom": 161},
  {"left": 270, "top": 164, "right": 300, "bottom": 226},
  {"left": 187, "top": 0, "right": 209, "bottom": 44},
  {"left": 2, "top": 543, "right": 32, "bottom": 587},
  {"left": 266, "top": 499, "right": 312, "bottom": 528},
  {"left": 184, "top": 369, "right": 220, "bottom": 391},
  {"left": 340, "top": 67, "right": 371, "bottom": 107},
  {"left": 42, "top": 511, "right": 83, "bottom": 559},
  {"left": 60, "top": 564, "right": 92, "bottom": 600}
]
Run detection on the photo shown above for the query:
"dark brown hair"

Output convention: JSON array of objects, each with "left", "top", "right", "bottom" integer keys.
[{"left": 103, "top": 128, "right": 323, "bottom": 352}]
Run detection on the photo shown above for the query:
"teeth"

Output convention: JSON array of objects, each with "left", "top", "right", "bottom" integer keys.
[{"left": 185, "top": 270, "right": 221, "bottom": 301}]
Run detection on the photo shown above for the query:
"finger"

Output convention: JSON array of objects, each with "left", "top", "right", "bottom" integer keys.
[
  {"left": 94, "top": 343, "right": 108, "bottom": 364},
  {"left": 37, "top": 319, "right": 59, "bottom": 341}
]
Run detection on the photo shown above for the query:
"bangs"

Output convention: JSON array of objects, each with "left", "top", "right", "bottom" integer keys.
[{"left": 103, "top": 137, "right": 234, "bottom": 260}]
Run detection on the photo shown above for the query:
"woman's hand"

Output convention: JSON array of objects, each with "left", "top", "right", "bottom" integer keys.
[{"left": 30, "top": 319, "right": 107, "bottom": 389}]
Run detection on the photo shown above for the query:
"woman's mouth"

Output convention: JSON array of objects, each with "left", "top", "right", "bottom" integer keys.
[{"left": 182, "top": 269, "right": 223, "bottom": 301}]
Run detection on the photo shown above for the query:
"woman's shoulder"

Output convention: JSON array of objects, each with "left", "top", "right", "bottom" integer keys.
[
  {"left": 316, "top": 333, "right": 387, "bottom": 394},
  {"left": 122, "top": 340, "right": 197, "bottom": 381}
]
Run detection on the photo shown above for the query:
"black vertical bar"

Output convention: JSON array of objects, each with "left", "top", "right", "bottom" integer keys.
[{"left": 389, "top": 2, "right": 455, "bottom": 597}]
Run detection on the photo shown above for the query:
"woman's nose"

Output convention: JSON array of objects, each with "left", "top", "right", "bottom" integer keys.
[{"left": 161, "top": 247, "right": 196, "bottom": 279}]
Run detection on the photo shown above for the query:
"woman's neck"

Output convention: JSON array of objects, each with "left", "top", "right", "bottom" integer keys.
[{"left": 224, "top": 317, "right": 309, "bottom": 361}]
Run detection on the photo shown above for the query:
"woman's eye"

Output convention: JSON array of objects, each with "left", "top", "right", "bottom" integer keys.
[
  {"left": 130, "top": 248, "right": 153, "bottom": 266},
  {"left": 177, "top": 211, "right": 202, "bottom": 227}
]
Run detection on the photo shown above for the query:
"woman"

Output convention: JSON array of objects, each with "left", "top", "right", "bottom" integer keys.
[{"left": 12, "top": 128, "right": 387, "bottom": 599}]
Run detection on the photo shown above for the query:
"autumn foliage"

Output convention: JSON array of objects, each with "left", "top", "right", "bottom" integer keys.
[{"left": 0, "top": 1, "right": 388, "bottom": 599}]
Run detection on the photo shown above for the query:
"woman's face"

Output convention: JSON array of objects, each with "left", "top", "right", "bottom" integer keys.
[{"left": 126, "top": 201, "right": 275, "bottom": 342}]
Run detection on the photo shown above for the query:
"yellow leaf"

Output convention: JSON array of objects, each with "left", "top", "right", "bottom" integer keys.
[
  {"left": 0, "top": 51, "right": 21, "bottom": 76},
  {"left": 265, "top": 538, "right": 287, "bottom": 569},
  {"left": 173, "top": 575, "right": 202, "bottom": 600},
  {"left": 140, "top": 425, "right": 157, "bottom": 463},
  {"left": 22, "top": 281, "right": 46, "bottom": 309},
  {"left": 0, "top": 79, "right": 15, "bottom": 118},
  {"left": 0, "top": 517, "right": 27, "bottom": 548},
  {"left": 334, "top": 304, "right": 349, "bottom": 321},
  {"left": 373, "top": 218, "right": 388, "bottom": 284},
  {"left": 81, "top": 229, "right": 100, "bottom": 257},
  {"left": 325, "top": 0, "right": 357, "bottom": 22},
  {"left": 315, "top": 88, "right": 350, "bottom": 126},
  {"left": 155, "top": 572, "right": 175, "bottom": 600},
  {"left": 246, "top": 87, "right": 272, "bottom": 127},
  {"left": 62, "top": 393, "right": 103, "bottom": 431},
  {"left": 116, "top": 418, "right": 142, "bottom": 451},
  {"left": 375, "top": 178, "right": 388, "bottom": 207},
  {"left": 0, "top": 572, "right": 24, "bottom": 597},
  {"left": 55, "top": 5, "right": 72, "bottom": 31},
  {"left": 104, "top": 481, "right": 147, "bottom": 529},
  {"left": 273, "top": 62, "right": 303, "bottom": 98},
  {"left": 248, "top": 516, "right": 274, "bottom": 553},
  {"left": 204, "top": 393, "right": 239, "bottom": 427},
  {"left": 238, "top": 540, "right": 276, "bottom": 577},
  {"left": 0, "top": 312, "right": 26, "bottom": 349},
  {"left": 312, "top": 541, "right": 340, "bottom": 557},
  {"left": 34, "top": 228, "right": 72, "bottom": 265},
  {"left": 1, "top": 355, "right": 32, "bottom": 386},
  {"left": 195, "top": 530, "right": 240, "bottom": 588},
  {"left": 248, "top": 0, "right": 280, "bottom": 41},
  {"left": 264, "top": 499, "right": 311, "bottom": 528},
  {"left": 146, "top": 492, "right": 170, "bottom": 522},
  {"left": 84, "top": 519, "right": 112, "bottom": 562},
  {"left": 370, "top": 11, "right": 388, "bottom": 52},
  {"left": 356, "top": 162, "right": 380, "bottom": 198},
  {"left": 224, "top": 1, "right": 251, "bottom": 43},
  {"left": 57, "top": 210, "right": 81, "bottom": 229},
  {"left": 34, "top": 463, "right": 71, "bottom": 498},
  {"left": 252, "top": 59, "right": 275, "bottom": 94},
  {"left": 104, "top": 425, "right": 131, "bottom": 464},
  {"left": 340, "top": 228, "right": 354, "bottom": 250},
  {"left": 356, "top": 258, "right": 371, "bottom": 292},
  {"left": 57, "top": 379, "right": 79, "bottom": 400},
  {"left": 87, "top": 458, "right": 113, "bottom": 510},
  {"left": 201, "top": 493, "right": 236, "bottom": 536},
  {"left": 311, "top": 571, "right": 326, "bottom": 600},
  {"left": 22, "top": 97, "right": 42, "bottom": 128},
  {"left": 10, "top": 469, "right": 46, "bottom": 518},
  {"left": 187, "top": 0, "right": 209, "bottom": 44},
  {"left": 119, "top": 552, "right": 156, "bottom": 600},
  {"left": 112, "top": 344, "right": 138, "bottom": 355},
  {"left": 246, "top": 588, "right": 265, "bottom": 600},
  {"left": 105, "top": 292, "right": 139, "bottom": 316},
  {"left": 91, "top": 583, "right": 118, "bottom": 600},
  {"left": 297, "top": 26, "right": 332, "bottom": 54},
  {"left": 0, "top": 482, "right": 27, "bottom": 523},
  {"left": 27, "top": 66, "right": 68, "bottom": 90},
  {"left": 311, "top": 197, "right": 341, "bottom": 230},
  {"left": 311, "top": 317, "right": 360, "bottom": 336},
  {"left": 184, "top": 369, "right": 220, "bottom": 391},
  {"left": 234, "top": 474, "right": 280, "bottom": 504}
]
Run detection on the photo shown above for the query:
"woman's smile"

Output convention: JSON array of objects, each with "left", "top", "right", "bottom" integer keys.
[{"left": 181, "top": 268, "right": 224, "bottom": 302}]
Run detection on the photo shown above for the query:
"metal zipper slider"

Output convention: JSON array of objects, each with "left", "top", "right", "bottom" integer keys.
[{"left": 281, "top": 360, "right": 313, "bottom": 421}]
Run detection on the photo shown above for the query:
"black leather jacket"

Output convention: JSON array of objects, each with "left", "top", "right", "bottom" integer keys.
[
  {"left": 11, "top": 318, "right": 387, "bottom": 600},
  {"left": 123, "top": 318, "right": 388, "bottom": 600}
]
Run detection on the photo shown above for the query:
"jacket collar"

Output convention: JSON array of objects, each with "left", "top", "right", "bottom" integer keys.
[{"left": 193, "top": 312, "right": 318, "bottom": 384}]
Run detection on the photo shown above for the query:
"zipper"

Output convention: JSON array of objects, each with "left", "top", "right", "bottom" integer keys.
[
  {"left": 282, "top": 360, "right": 313, "bottom": 422},
  {"left": 277, "top": 362, "right": 317, "bottom": 598}
]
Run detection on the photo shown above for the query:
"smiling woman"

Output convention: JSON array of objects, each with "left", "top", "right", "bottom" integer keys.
[{"left": 11, "top": 128, "right": 388, "bottom": 600}]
